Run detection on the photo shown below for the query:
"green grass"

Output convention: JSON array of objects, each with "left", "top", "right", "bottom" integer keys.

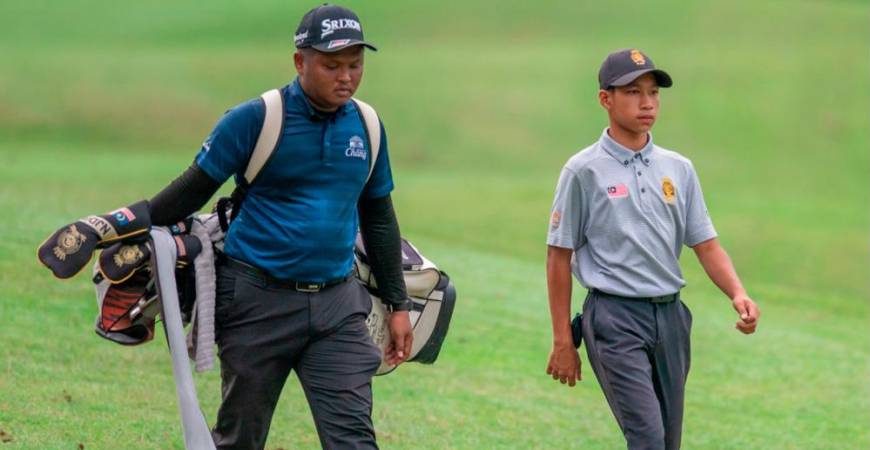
[{"left": 1, "top": 0, "right": 868, "bottom": 448}]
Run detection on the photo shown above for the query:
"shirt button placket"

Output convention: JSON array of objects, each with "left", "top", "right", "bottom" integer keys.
[
  {"left": 634, "top": 154, "right": 651, "bottom": 212},
  {"left": 322, "top": 122, "right": 332, "bottom": 166}
]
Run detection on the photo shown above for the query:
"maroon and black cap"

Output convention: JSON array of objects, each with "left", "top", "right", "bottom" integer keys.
[
  {"left": 598, "top": 49, "right": 673, "bottom": 90},
  {"left": 294, "top": 4, "right": 377, "bottom": 53}
]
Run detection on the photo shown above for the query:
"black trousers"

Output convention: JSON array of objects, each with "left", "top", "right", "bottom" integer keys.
[
  {"left": 211, "top": 260, "right": 383, "bottom": 450},
  {"left": 582, "top": 290, "right": 693, "bottom": 450}
]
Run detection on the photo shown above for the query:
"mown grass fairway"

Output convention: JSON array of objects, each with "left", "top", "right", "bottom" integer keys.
[{"left": 1, "top": 1, "right": 868, "bottom": 449}]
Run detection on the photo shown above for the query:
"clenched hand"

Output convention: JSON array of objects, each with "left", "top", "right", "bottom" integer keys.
[
  {"left": 547, "top": 343, "right": 581, "bottom": 387},
  {"left": 732, "top": 294, "right": 760, "bottom": 334},
  {"left": 385, "top": 311, "right": 413, "bottom": 365}
]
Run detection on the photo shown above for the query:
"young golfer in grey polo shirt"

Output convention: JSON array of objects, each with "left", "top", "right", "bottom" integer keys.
[{"left": 545, "top": 49, "right": 761, "bottom": 450}]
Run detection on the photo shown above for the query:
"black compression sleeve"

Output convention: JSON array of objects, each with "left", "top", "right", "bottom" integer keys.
[
  {"left": 149, "top": 163, "right": 222, "bottom": 226},
  {"left": 358, "top": 194, "right": 410, "bottom": 309}
]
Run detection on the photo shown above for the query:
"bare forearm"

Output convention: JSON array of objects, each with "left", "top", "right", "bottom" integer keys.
[
  {"left": 546, "top": 246, "right": 574, "bottom": 345},
  {"left": 693, "top": 238, "right": 746, "bottom": 299}
]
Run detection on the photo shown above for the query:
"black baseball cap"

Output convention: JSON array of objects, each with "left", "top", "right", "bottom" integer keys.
[
  {"left": 294, "top": 4, "right": 377, "bottom": 53},
  {"left": 598, "top": 49, "right": 672, "bottom": 90}
]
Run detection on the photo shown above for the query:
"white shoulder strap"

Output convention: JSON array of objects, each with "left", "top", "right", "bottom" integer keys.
[
  {"left": 244, "top": 89, "right": 284, "bottom": 185},
  {"left": 351, "top": 98, "right": 381, "bottom": 183}
]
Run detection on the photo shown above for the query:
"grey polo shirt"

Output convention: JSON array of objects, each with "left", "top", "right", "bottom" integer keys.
[{"left": 547, "top": 128, "right": 717, "bottom": 297}]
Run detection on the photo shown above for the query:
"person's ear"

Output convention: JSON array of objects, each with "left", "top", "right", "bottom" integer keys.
[
  {"left": 599, "top": 89, "right": 611, "bottom": 111},
  {"left": 293, "top": 51, "right": 305, "bottom": 76}
]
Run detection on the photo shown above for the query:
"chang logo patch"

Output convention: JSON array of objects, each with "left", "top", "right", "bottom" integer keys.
[{"left": 345, "top": 136, "right": 367, "bottom": 160}]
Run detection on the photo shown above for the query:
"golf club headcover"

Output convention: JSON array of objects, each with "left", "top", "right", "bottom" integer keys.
[
  {"left": 169, "top": 217, "right": 195, "bottom": 236},
  {"left": 38, "top": 200, "right": 151, "bottom": 279},
  {"left": 173, "top": 235, "right": 203, "bottom": 268},
  {"left": 98, "top": 241, "right": 152, "bottom": 284}
]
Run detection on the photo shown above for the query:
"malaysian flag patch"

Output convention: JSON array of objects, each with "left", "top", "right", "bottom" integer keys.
[{"left": 606, "top": 183, "right": 629, "bottom": 199}]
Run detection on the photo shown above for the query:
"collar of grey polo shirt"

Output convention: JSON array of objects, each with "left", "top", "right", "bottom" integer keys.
[
  {"left": 599, "top": 128, "right": 655, "bottom": 167},
  {"left": 289, "top": 77, "right": 350, "bottom": 122}
]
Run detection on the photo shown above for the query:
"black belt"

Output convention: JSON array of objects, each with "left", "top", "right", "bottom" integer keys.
[
  {"left": 591, "top": 289, "right": 679, "bottom": 304},
  {"left": 222, "top": 256, "right": 352, "bottom": 293}
]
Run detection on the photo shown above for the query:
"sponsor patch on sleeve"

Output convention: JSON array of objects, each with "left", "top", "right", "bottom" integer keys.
[{"left": 551, "top": 210, "right": 562, "bottom": 230}]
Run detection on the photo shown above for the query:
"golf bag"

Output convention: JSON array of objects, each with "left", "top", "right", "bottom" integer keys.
[{"left": 355, "top": 235, "right": 457, "bottom": 375}]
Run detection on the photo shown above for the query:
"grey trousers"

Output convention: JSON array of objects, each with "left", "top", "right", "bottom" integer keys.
[
  {"left": 211, "top": 260, "right": 383, "bottom": 450},
  {"left": 582, "top": 290, "right": 693, "bottom": 450}
]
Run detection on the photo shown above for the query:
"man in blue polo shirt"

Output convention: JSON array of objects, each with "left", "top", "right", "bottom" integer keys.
[
  {"left": 145, "top": 4, "right": 413, "bottom": 449},
  {"left": 545, "top": 49, "right": 761, "bottom": 449}
]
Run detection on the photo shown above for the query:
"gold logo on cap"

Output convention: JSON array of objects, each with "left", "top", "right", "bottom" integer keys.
[
  {"left": 53, "top": 224, "right": 86, "bottom": 261},
  {"left": 630, "top": 49, "right": 646, "bottom": 66},
  {"left": 662, "top": 177, "right": 676, "bottom": 204}
]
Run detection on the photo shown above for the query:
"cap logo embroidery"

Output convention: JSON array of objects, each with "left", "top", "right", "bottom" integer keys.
[
  {"left": 294, "top": 31, "right": 309, "bottom": 45},
  {"left": 321, "top": 18, "right": 361, "bottom": 38},
  {"left": 606, "top": 183, "right": 629, "bottom": 199},
  {"left": 345, "top": 135, "right": 367, "bottom": 160},
  {"left": 662, "top": 177, "right": 676, "bottom": 203},
  {"left": 328, "top": 39, "right": 351, "bottom": 49},
  {"left": 630, "top": 49, "right": 646, "bottom": 66},
  {"left": 550, "top": 210, "right": 561, "bottom": 230}
]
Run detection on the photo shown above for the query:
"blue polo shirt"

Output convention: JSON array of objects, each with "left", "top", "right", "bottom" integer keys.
[{"left": 195, "top": 78, "right": 394, "bottom": 282}]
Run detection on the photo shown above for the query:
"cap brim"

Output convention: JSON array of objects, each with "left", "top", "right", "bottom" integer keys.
[
  {"left": 310, "top": 40, "right": 378, "bottom": 53},
  {"left": 609, "top": 68, "right": 673, "bottom": 88}
]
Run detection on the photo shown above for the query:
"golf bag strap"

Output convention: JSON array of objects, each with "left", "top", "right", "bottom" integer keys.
[
  {"left": 244, "top": 89, "right": 285, "bottom": 185},
  {"left": 218, "top": 89, "right": 285, "bottom": 232},
  {"left": 351, "top": 98, "right": 381, "bottom": 184}
]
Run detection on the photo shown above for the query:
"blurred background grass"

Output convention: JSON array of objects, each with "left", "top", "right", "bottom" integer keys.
[{"left": 0, "top": 0, "right": 867, "bottom": 448}]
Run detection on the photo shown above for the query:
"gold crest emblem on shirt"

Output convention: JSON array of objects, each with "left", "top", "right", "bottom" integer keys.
[
  {"left": 662, "top": 177, "right": 676, "bottom": 204},
  {"left": 53, "top": 224, "right": 86, "bottom": 261},
  {"left": 114, "top": 244, "right": 144, "bottom": 267},
  {"left": 630, "top": 49, "right": 646, "bottom": 66}
]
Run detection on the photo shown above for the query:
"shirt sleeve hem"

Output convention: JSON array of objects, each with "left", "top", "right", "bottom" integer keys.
[
  {"left": 194, "top": 157, "right": 227, "bottom": 185},
  {"left": 686, "top": 227, "right": 718, "bottom": 247},
  {"left": 547, "top": 235, "right": 576, "bottom": 249},
  {"left": 363, "top": 183, "right": 394, "bottom": 200}
]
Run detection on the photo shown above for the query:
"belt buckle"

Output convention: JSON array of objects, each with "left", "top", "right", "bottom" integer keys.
[{"left": 295, "top": 282, "right": 322, "bottom": 293}]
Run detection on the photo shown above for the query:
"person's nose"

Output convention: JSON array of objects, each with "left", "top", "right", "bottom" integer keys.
[
  {"left": 337, "top": 68, "right": 352, "bottom": 83},
  {"left": 640, "top": 94, "right": 654, "bottom": 110}
]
